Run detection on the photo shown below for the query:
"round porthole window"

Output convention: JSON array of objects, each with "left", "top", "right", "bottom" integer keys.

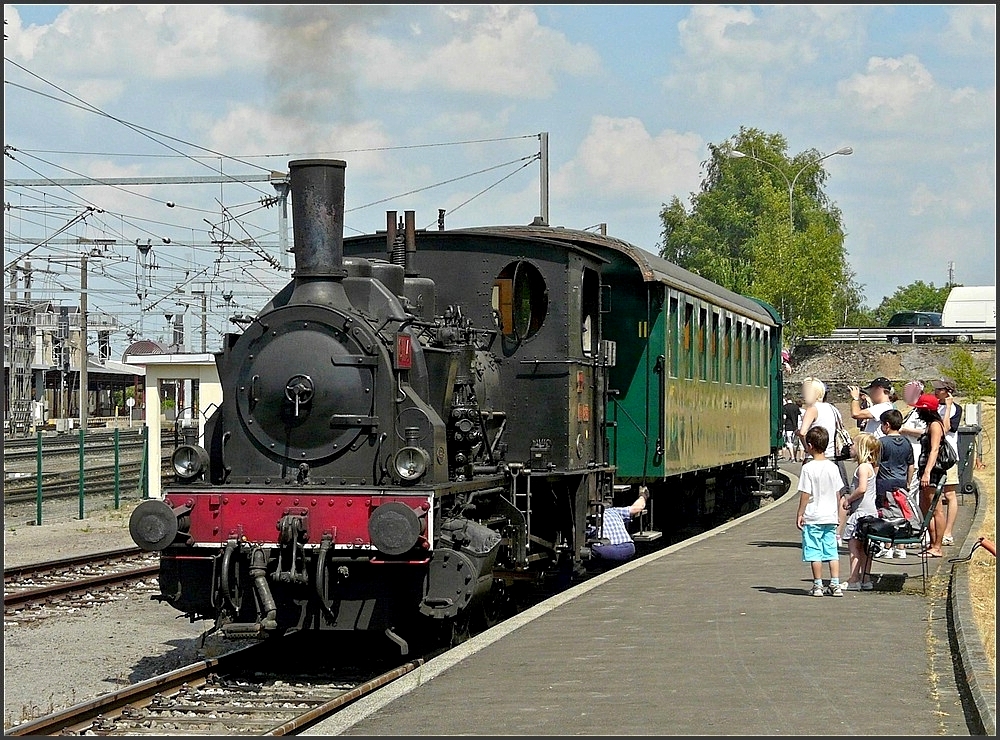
[{"left": 491, "top": 260, "right": 548, "bottom": 342}]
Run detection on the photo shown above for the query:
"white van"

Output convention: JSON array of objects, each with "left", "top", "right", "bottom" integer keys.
[{"left": 941, "top": 286, "right": 996, "bottom": 343}]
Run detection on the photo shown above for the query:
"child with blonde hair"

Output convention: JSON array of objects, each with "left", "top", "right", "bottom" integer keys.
[
  {"left": 842, "top": 432, "right": 881, "bottom": 591},
  {"left": 797, "top": 377, "right": 850, "bottom": 534}
]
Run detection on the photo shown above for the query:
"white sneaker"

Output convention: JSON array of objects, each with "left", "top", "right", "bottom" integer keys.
[
  {"left": 873, "top": 547, "right": 893, "bottom": 558},
  {"left": 893, "top": 548, "right": 907, "bottom": 559},
  {"left": 810, "top": 584, "right": 825, "bottom": 597}
]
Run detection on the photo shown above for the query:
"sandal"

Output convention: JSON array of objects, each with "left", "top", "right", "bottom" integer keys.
[{"left": 942, "top": 536, "right": 954, "bottom": 546}]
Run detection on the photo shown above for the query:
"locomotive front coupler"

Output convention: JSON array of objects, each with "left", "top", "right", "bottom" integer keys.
[{"left": 274, "top": 510, "right": 310, "bottom": 585}]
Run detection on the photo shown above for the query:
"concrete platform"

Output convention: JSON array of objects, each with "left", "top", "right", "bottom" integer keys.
[{"left": 305, "top": 468, "right": 985, "bottom": 736}]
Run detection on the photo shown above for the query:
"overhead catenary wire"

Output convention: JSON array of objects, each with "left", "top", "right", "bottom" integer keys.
[{"left": 5, "top": 54, "right": 546, "bottom": 356}]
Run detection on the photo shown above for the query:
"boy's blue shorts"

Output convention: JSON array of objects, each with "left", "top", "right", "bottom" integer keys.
[{"left": 802, "top": 523, "right": 839, "bottom": 562}]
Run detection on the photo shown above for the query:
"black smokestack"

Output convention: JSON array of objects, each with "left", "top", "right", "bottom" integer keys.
[{"left": 289, "top": 159, "right": 347, "bottom": 278}]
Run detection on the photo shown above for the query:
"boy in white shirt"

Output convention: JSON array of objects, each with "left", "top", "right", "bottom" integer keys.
[{"left": 795, "top": 426, "right": 847, "bottom": 597}]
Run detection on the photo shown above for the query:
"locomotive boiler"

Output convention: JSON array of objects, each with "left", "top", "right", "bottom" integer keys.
[{"left": 130, "top": 157, "right": 787, "bottom": 654}]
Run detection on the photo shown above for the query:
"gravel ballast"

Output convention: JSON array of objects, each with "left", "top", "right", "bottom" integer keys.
[{"left": 3, "top": 501, "right": 236, "bottom": 731}]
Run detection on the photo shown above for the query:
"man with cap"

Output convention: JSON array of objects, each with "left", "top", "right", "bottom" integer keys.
[
  {"left": 848, "top": 377, "right": 895, "bottom": 438},
  {"left": 931, "top": 377, "right": 962, "bottom": 545}
]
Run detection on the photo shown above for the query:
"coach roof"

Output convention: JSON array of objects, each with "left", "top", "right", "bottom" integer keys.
[{"left": 452, "top": 224, "right": 778, "bottom": 326}]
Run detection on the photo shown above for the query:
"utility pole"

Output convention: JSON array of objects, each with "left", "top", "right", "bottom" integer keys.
[
  {"left": 539, "top": 132, "right": 549, "bottom": 226},
  {"left": 271, "top": 173, "right": 291, "bottom": 270},
  {"left": 948, "top": 261, "right": 955, "bottom": 285},
  {"left": 191, "top": 285, "right": 208, "bottom": 352},
  {"left": 79, "top": 255, "right": 88, "bottom": 431}
]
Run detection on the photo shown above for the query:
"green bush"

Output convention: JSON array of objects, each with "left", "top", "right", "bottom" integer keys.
[{"left": 939, "top": 347, "right": 997, "bottom": 403}]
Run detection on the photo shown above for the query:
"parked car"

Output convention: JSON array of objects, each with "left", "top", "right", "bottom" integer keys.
[{"left": 885, "top": 311, "right": 943, "bottom": 344}]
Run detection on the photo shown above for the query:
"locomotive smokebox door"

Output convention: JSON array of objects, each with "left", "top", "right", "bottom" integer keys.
[{"left": 234, "top": 305, "right": 378, "bottom": 461}]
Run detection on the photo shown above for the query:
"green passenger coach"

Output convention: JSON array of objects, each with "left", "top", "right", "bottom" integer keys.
[{"left": 591, "top": 238, "right": 785, "bottom": 521}]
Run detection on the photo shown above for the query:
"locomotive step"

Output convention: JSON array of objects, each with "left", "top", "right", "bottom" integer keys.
[{"left": 633, "top": 530, "right": 662, "bottom": 542}]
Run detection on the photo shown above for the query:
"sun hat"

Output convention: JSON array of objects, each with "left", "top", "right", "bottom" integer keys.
[
  {"left": 911, "top": 393, "right": 939, "bottom": 412},
  {"left": 930, "top": 377, "right": 957, "bottom": 392}
]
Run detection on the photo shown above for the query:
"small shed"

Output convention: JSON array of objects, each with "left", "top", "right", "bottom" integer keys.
[{"left": 123, "top": 352, "right": 221, "bottom": 500}]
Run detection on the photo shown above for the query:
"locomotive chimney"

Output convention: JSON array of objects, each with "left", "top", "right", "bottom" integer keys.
[
  {"left": 404, "top": 209, "right": 418, "bottom": 277},
  {"left": 289, "top": 159, "right": 347, "bottom": 280},
  {"left": 385, "top": 211, "right": 398, "bottom": 259}
]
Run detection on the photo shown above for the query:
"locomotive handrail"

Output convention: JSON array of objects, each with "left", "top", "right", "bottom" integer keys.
[
  {"left": 653, "top": 355, "right": 665, "bottom": 462},
  {"left": 517, "top": 358, "right": 611, "bottom": 367},
  {"left": 518, "top": 358, "right": 581, "bottom": 364}
]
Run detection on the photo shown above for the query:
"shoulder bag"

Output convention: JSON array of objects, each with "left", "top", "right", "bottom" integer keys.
[
  {"left": 933, "top": 434, "right": 958, "bottom": 472},
  {"left": 918, "top": 420, "right": 958, "bottom": 472},
  {"left": 832, "top": 406, "right": 854, "bottom": 461}
]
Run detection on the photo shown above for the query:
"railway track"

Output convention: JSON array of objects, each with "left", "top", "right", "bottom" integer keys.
[
  {"left": 3, "top": 428, "right": 146, "bottom": 467},
  {"left": 4, "top": 547, "right": 159, "bottom": 622},
  {"left": 5, "top": 640, "right": 425, "bottom": 736}
]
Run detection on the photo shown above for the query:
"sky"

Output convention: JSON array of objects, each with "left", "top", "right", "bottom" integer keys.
[{"left": 3, "top": 4, "right": 996, "bottom": 356}]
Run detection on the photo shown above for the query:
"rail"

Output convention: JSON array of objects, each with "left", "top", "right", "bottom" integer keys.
[{"left": 800, "top": 327, "right": 996, "bottom": 344}]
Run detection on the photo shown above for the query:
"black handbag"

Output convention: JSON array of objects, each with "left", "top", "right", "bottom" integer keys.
[
  {"left": 918, "top": 426, "right": 958, "bottom": 473},
  {"left": 933, "top": 438, "right": 958, "bottom": 472}
]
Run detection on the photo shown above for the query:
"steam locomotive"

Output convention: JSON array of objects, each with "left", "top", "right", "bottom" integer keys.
[{"left": 129, "top": 158, "right": 787, "bottom": 654}]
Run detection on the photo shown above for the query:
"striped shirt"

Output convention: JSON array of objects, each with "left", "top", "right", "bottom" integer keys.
[{"left": 601, "top": 506, "right": 634, "bottom": 545}]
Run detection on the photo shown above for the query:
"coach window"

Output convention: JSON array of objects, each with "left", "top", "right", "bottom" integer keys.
[
  {"left": 668, "top": 295, "right": 679, "bottom": 378},
  {"left": 723, "top": 316, "right": 732, "bottom": 384},
  {"left": 734, "top": 320, "right": 744, "bottom": 385},
  {"left": 698, "top": 307, "right": 708, "bottom": 381},
  {"left": 682, "top": 301, "right": 694, "bottom": 380},
  {"left": 763, "top": 330, "right": 770, "bottom": 385},
  {"left": 754, "top": 327, "right": 762, "bottom": 386},
  {"left": 710, "top": 311, "right": 720, "bottom": 383},
  {"left": 492, "top": 261, "right": 548, "bottom": 342}
]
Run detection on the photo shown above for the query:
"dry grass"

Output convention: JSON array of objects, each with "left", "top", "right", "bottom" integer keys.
[{"left": 967, "top": 397, "right": 995, "bottom": 676}]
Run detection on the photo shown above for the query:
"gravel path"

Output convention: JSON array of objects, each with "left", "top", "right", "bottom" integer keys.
[{"left": 3, "top": 502, "right": 244, "bottom": 732}]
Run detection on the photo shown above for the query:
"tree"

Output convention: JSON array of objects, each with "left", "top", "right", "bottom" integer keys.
[{"left": 659, "top": 127, "right": 862, "bottom": 340}]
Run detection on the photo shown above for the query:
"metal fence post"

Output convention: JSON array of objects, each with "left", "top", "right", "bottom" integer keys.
[
  {"left": 114, "top": 427, "right": 121, "bottom": 509},
  {"left": 35, "top": 429, "right": 43, "bottom": 525},
  {"left": 78, "top": 426, "right": 86, "bottom": 520}
]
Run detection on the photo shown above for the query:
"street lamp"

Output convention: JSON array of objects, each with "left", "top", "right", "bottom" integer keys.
[{"left": 728, "top": 146, "right": 852, "bottom": 230}]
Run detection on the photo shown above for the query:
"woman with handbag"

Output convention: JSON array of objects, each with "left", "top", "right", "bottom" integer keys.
[
  {"left": 911, "top": 393, "right": 952, "bottom": 558},
  {"left": 931, "top": 377, "right": 963, "bottom": 545},
  {"left": 798, "top": 378, "right": 850, "bottom": 536}
]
